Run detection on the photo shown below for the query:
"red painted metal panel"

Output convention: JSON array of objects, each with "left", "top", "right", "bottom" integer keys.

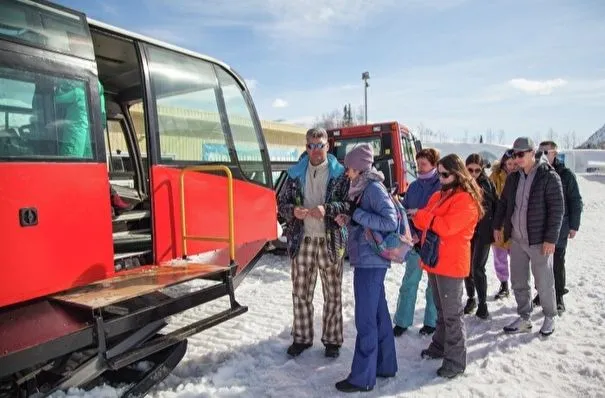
[
  {"left": 0, "top": 300, "right": 91, "bottom": 357},
  {"left": 0, "top": 163, "right": 115, "bottom": 308},
  {"left": 150, "top": 166, "right": 277, "bottom": 267}
]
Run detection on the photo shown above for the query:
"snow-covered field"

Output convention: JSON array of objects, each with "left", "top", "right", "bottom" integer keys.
[{"left": 55, "top": 174, "right": 605, "bottom": 398}]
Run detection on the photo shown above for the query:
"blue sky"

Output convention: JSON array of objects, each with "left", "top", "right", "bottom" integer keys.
[{"left": 56, "top": 0, "right": 604, "bottom": 144}]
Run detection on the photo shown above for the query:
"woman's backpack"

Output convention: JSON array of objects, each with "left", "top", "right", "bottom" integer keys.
[{"left": 364, "top": 195, "right": 415, "bottom": 263}]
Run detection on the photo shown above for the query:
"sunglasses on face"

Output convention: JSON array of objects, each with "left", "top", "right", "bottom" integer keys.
[
  {"left": 504, "top": 149, "right": 514, "bottom": 159},
  {"left": 513, "top": 150, "right": 530, "bottom": 159},
  {"left": 306, "top": 143, "right": 326, "bottom": 150},
  {"left": 438, "top": 171, "right": 451, "bottom": 179},
  {"left": 467, "top": 167, "right": 481, "bottom": 174}
]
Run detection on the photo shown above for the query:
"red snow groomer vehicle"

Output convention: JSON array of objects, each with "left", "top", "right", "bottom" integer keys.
[
  {"left": 327, "top": 121, "right": 422, "bottom": 195},
  {"left": 0, "top": 1, "right": 277, "bottom": 396}
]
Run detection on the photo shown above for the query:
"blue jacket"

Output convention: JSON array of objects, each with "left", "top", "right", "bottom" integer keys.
[
  {"left": 277, "top": 154, "right": 349, "bottom": 261},
  {"left": 347, "top": 181, "right": 398, "bottom": 268},
  {"left": 402, "top": 173, "right": 441, "bottom": 237}
]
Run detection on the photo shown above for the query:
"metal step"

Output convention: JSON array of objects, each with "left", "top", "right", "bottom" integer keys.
[
  {"left": 113, "top": 210, "right": 150, "bottom": 223},
  {"left": 114, "top": 250, "right": 152, "bottom": 261},
  {"left": 113, "top": 229, "right": 151, "bottom": 239},
  {"left": 113, "top": 230, "right": 152, "bottom": 252}
]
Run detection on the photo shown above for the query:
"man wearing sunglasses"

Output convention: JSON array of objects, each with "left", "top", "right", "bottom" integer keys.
[
  {"left": 493, "top": 137, "right": 564, "bottom": 337},
  {"left": 532, "top": 141, "right": 583, "bottom": 315},
  {"left": 278, "top": 127, "right": 350, "bottom": 358}
]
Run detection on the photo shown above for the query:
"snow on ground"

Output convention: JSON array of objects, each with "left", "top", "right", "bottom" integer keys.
[{"left": 55, "top": 174, "right": 605, "bottom": 398}]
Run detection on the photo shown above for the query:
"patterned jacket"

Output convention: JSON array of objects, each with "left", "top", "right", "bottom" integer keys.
[{"left": 278, "top": 154, "right": 350, "bottom": 262}]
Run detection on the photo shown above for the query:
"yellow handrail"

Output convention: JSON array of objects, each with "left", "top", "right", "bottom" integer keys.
[{"left": 179, "top": 165, "right": 235, "bottom": 263}]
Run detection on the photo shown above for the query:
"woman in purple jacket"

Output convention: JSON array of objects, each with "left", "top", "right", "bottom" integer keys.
[
  {"left": 392, "top": 148, "right": 441, "bottom": 336},
  {"left": 334, "top": 144, "right": 398, "bottom": 393}
]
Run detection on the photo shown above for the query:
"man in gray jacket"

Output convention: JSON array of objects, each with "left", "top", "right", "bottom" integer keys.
[{"left": 493, "top": 137, "right": 564, "bottom": 336}]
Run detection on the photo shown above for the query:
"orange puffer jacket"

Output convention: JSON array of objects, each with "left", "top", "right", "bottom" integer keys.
[{"left": 413, "top": 189, "right": 479, "bottom": 278}]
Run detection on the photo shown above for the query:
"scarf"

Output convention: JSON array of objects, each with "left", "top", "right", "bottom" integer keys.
[
  {"left": 348, "top": 167, "right": 385, "bottom": 201},
  {"left": 418, "top": 168, "right": 437, "bottom": 180}
]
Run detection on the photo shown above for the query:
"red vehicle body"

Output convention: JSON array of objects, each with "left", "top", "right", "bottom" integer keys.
[
  {"left": 0, "top": 1, "right": 276, "bottom": 396},
  {"left": 327, "top": 121, "right": 421, "bottom": 195}
]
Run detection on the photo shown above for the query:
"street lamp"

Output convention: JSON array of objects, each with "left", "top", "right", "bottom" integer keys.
[{"left": 362, "top": 71, "right": 370, "bottom": 124}]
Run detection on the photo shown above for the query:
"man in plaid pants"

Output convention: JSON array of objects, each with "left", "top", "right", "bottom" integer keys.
[{"left": 278, "top": 127, "right": 350, "bottom": 358}]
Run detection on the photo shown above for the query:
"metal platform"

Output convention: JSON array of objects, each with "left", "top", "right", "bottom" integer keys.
[{"left": 50, "top": 264, "right": 228, "bottom": 310}]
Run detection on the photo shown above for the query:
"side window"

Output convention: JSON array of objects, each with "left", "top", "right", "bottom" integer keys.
[
  {"left": 401, "top": 137, "right": 417, "bottom": 183},
  {"left": 146, "top": 45, "right": 229, "bottom": 163},
  {"left": 216, "top": 68, "right": 267, "bottom": 185},
  {"left": 0, "top": 66, "right": 93, "bottom": 159},
  {"left": 105, "top": 119, "right": 130, "bottom": 172}
]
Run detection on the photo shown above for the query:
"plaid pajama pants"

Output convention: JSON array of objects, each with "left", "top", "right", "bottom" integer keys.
[{"left": 291, "top": 236, "right": 344, "bottom": 346}]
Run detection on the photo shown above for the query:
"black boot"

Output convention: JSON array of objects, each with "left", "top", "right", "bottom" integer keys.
[
  {"left": 476, "top": 302, "right": 489, "bottom": 319},
  {"left": 335, "top": 380, "right": 372, "bottom": 393},
  {"left": 287, "top": 342, "right": 312, "bottom": 357},
  {"left": 419, "top": 325, "right": 436, "bottom": 335},
  {"left": 494, "top": 282, "right": 509, "bottom": 300},
  {"left": 463, "top": 297, "right": 477, "bottom": 314},
  {"left": 393, "top": 325, "right": 407, "bottom": 337},
  {"left": 557, "top": 296, "right": 566, "bottom": 316}
]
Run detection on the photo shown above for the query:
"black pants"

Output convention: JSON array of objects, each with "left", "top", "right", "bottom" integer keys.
[
  {"left": 464, "top": 240, "right": 491, "bottom": 304},
  {"left": 554, "top": 246, "right": 566, "bottom": 301}
]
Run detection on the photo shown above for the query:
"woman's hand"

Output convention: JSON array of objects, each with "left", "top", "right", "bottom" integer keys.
[{"left": 406, "top": 208, "right": 418, "bottom": 216}]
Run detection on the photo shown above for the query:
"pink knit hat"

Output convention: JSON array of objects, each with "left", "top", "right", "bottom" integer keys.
[{"left": 344, "top": 143, "right": 374, "bottom": 171}]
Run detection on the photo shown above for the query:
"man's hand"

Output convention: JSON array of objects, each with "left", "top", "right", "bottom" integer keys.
[
  {"left": 569, "top": 230, "right": 577, "bottom": 239},
  {"left": 542, "top": 242, "right": 556, "bottom": 256},
  {"left": 493, "top": 230, "right": 503, "bottom": 243},
  {"left": 308, "top": 205, "right": 326, "bottom": 219},
  {"left": 335, "top": 214, "right": 350, "bottom": 227},
  {"left": 294, "top": 207, "right": 309, "bottom": 220}
]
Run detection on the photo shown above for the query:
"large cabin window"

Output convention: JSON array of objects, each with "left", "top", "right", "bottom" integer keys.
[
  {"left": 0, "top": 66, "right": 94, "bottom": 159},
  {"left": 146, "top": 45, "right": 230, "bottom": 163}
]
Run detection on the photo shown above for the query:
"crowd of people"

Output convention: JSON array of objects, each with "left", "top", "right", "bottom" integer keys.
[{"left": 277, "top": 128, "right": 583, "bottom": 393}]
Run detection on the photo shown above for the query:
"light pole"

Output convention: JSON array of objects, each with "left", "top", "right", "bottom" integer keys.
[{"left": 362, "top": 71, "right": 370, "bottom": 124}]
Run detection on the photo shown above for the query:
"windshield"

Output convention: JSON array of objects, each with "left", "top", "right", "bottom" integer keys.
[{"left": 332, "top": 137, "right": 381, "bottom": 161}]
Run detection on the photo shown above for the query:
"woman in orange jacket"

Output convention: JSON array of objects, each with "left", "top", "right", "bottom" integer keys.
[{"left": 411, "top": 154, "right": 483, "bottom": 379}]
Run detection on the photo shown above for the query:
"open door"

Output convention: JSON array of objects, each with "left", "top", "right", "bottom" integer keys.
[
  {"left": 141, "top": 43, "right": 277, "bottom": 284},
  {"left": 0, "top": 0, "right": 113, "bottom": 307}
]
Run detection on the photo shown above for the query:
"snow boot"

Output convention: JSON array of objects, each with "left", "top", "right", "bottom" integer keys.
[
  {"left": 335, "top": 380, "right": 372, "bottom": 393},
  {"left": 393, "top": 325, "right": 407, "bottom": 337},
  {"left": 324, "top": 344, "right": 340, "bottom": 358},
  {"left": 540, "top": 316, "right": 555, "bottom": 336},
  {"left": 437, "top": 366, "right": 464, "bottom": 379},
  {"left": 287, "top": 342, "right": 312, "bottom": 357},
  {"left": 557, "top": 296, "right": 566, "bottom": 316},
  {"left": 476, "top": 302, "right": 489, "bottom": 319},
  {"left": 503, "top": 317, "right": 532, "bottom": 333},
  {"left": 463, "top": 297, "right": 477, "bottom": 314},
  {"left": 494, "top": 282, "right": 510, "bottom": 300},
  {"left": 419, "top": 325, "right": 436, "bottom": 336}
]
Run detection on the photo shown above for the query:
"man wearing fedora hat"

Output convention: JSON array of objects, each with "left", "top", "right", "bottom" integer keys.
[{"left": 493, "top": 136, "right": 564, "bottom": 337}]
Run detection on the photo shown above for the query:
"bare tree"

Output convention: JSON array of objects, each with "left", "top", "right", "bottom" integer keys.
[
  {"left": 486, "top": 129, "right": 494, "bottom": 144},
  {"left": 498, "top": 129, "right": 505, "bottom": 144},
  {"left": 464, "top": 130, "right": 469, "bottom": 143},
  {"left": 546, "top": 128, "right": 558, "bottom": 143},
  {"left": 533, "top": 131, "right": 542, "bottom": 147},
  {"left": 562, "top": 131, "right": 572, "bottom": 149},
  {"left": 313, "top": 109, "right": 342, "bottom": 129},
  {"left": 571, "top": 130, "right": 578, "bottom": 148}
]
